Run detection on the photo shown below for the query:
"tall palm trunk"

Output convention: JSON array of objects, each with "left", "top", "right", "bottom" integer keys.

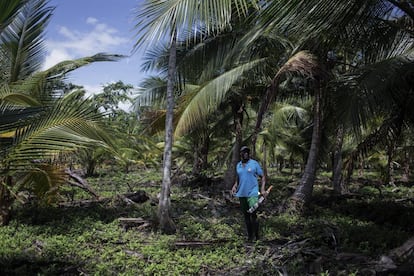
[
  {"left": 158, "top": 34, "right": 177, "bottom": 234},
  {"left": 289, "top": 85, "right": 323, "bottom": 212},
  {"left": 191, "top": 130, "right": 210, "bottom": 175},
  {"left": 251, "top": 82, "right": 277, "bottom": 158},
  {"left": 224, "top": 101, "right": 244, "bottom": 189},
  {"left": 400, "top": 148, "right": 410, "bottom": 182},
  {"left": 332, "top": 124, "right": 348, "bottom": 194}
]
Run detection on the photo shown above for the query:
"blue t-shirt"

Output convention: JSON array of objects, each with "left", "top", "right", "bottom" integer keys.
[{"left": 235, "top": 159, "right": 263, "bottom": 197}]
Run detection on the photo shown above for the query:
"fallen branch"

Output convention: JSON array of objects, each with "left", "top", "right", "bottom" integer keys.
[
  {"left": 58, "top": 190, "right": 151, "bottom": 208},
  {"left": 376, "top": 236, "right": 414, "bottom": 274},
  {"left": 65, "top": 169, "right": 99, "bottom": 199},
  {"left": 118, "top": 217, "right": 151, "bottom": 231},
  {"left": 174, "top": 240, "right": 230, "bottom": 248}
]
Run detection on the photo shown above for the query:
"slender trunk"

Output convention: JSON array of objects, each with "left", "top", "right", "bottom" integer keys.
[
  {"left": 332, "top": 124, "right": 347, "bottom": 194},
  {"left": 289, "top": 85, "right": 322, "bottom": 212},
  {"left": 224, "top": 101, "right": 244, "bottom": 189},
  {"left": 358, "top": 159, "right": 364, "bottom": 177},
  {"left": 0, "top": 176, "right": 13, "bottom": 226},
  {"left": 385, "top": 114, "right": 402, "bottom": 186},
  {"left": 192, "top": 131, "right": 210, "bottom": 175},
  {"left": 277, "top": 156, "right": 283, "bottom": 173},
  {"left": 386, "top": 142, "right": 396, "bottom": 186},
  {"left": 251, "top": 79, "right": 279, "bottom": 158},
  {"left": 200, "top": 133, "right": 210, "bottom": 171},
  {"left": 192, "top": 142, "right": 200, "bottom": 175},
  {"left": 401, "top": 149, "right": 410, "bottom": 182},
  {"left": 342, "top": 115, "right": 401, "bottom": 191},
  {"left": 158, "top": 34, "right": 177, "bottom": 234},
  {"left": 262, "top": 143, "right": 268, "bottom": 179},
  {"left": 86, "top": 159, "right": 96, "bottom": 177}
]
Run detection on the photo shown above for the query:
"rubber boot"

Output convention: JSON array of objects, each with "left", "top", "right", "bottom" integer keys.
[
  {"left": 244, "top": 213, "right": 253, "bottom": 242},
  {"left": 250, "top": 212, "right": 259, "bottom": 241},
  {"left": 253, "top": 221, "right": 259, "bottom": 241}
]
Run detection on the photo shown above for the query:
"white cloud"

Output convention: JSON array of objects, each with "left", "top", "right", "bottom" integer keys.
[
  {"left": 86, "top": 17, "right": 98, "bottom": 25},
  {"left": 82, "top": 84, "right": 103, "bottom": 98},
  {"left": 43, "top": 48, "right": 72, "bottom": 69},
  {"left": 43, "top": 18, "right": 129, "bottom": 70}
]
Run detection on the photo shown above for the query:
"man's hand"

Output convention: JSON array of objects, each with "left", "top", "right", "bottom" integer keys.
[
  {"left": 261, "top": 185, "right": 273, "bottom": 199},
  {"left": 231, "top": 185, "right": 237, "bottom": 195}
]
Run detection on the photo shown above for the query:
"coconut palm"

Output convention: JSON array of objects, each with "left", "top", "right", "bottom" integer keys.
[
  {"left": 237, "top": 0, "right": 414, "bottom": 211},
  {"left": 133, "top": 0, "right": 259, "bottom": 233},
  {"left": 0, "top": 0, "right": 124, "bottom": 225},
  {"left": 266, "top": 100, "right": 313, "bottom": 172},
  {"left": 171, "top": 14, "right": 293, "bottom": 187}
]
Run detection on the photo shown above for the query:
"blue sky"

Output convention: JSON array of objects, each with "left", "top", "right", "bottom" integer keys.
[{"left": 44, "top": 0, "right": 147, "bottom": 97}]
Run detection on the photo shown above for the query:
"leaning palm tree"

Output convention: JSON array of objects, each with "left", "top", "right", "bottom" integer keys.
[{"left": 133, "top": 0, "right": 259, "bottom": 233}]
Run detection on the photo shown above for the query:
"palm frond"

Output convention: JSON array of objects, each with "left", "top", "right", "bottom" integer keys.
[
  {"left": 5, "top": 92, "right": 114, "bottom": 169},
  {"left": 133, "top": 0, "right": 257, "bottom": 50},
  {"left": 174, "top": 58, "right": 265, "bottom": 136},
  {"left": 18, "top": 163, "right": 67, "bottom": 203},
  {"left": 0, "top": 0, "right": 26, "bottom": 32},
  {"left": 0, "top": 83, "right": 41, "bottom": 106},
  {"left": 12, "top": 53, "right": 125, "bottom": 103},
  {"left": 133, "top": 76, "right": 168, "bottom": 110},
  {"left": 1, "top": 0, "right": 54, "bottom": 82},
  {"left": 140, "top": 44, "right": 169, "bottom": 74},
  {"left": 276, "top": 51, "right": 324, "bottom": 81},
  {"left": 334, "top": 50, "right": 414, "bottom": 133}
]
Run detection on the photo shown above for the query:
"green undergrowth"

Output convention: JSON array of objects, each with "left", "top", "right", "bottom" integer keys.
[{"left": 1, "top": 169, "right": 413, "bottom": 275}]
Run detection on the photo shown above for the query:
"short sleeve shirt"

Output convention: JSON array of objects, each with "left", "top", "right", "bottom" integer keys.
[{"left": 235, "top": 159, "right": 263, "bottom": 197}]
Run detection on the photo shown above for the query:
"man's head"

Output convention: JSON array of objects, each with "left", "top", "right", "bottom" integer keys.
[{"left": 240, "top": 146, "right": 250, "bottom": 162}]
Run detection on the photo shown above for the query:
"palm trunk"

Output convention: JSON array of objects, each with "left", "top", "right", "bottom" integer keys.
[
  {"left": 200, "top": 132, "right": 210, "bottom": 171},
  {"left": 289, "top": 85, "right": 322, "bottom": 212},
  {"left": 400, "top": 149, "right": 410, "bottom": 182},
  {"left": 86, "top": 159, "right": 96, "bottom": 177},
  {"left": 224, "top": 101, "right": 244, "bottom": 189},
  {"left": 342, "top": 115, "right": 401, "bottom": 193},
  {"left": 0, "top": 175, "right": 13, "bottom": 226},
  {"left": 158, "top": 34, "right": 177, "bottom": 234},
  {"left": 192, "top": 130, "right": 210, "bottom": 175},
  {"left": 262, "top": 143, "right": 268, "bottom": 179},
  {"left": 192, "top": 142, "right": 201, "bottom": 175},
  {"left": 386, "top": 142, "right": 396, "bottom": 186},
  {"left": 251, "top": 80, "right": 278, "bottom": 158},
  {"left": 332, "top": 124, "right": 347, "bottom": 194}
]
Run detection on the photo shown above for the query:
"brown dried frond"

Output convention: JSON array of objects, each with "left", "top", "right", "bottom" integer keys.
[{"left": 275, "top": 50, "right": 325, "bottom": 81}]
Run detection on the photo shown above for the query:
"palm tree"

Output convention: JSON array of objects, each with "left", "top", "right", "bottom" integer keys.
[
  {"left": 265, "top": 100, "right": 313, "bottom": 173},
  {"left": 0, "top": 0, "right": 124, "bottom": 225},
  {"left": 238, "top": 0, "right": 414, "bottom": 211},
  {"left": 133, "top": 0, "right": 258, "bottom": 233}
]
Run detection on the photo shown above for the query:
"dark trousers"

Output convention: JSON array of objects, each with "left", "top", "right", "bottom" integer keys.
[
  {"left": 239, "top": 197, "right": 259, "bottom": 241},
  {"left": 244, "top": 211, "right": 259, "bottom": 241}
]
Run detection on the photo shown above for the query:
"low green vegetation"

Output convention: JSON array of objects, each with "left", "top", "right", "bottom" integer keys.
[{"left": 0, "top": 168, "right": 413, "bottom": 275}]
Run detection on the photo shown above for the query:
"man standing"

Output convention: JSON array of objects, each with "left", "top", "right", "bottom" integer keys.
[{"left": 231, "top": 146, "right": 266, "bottom": 242}]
